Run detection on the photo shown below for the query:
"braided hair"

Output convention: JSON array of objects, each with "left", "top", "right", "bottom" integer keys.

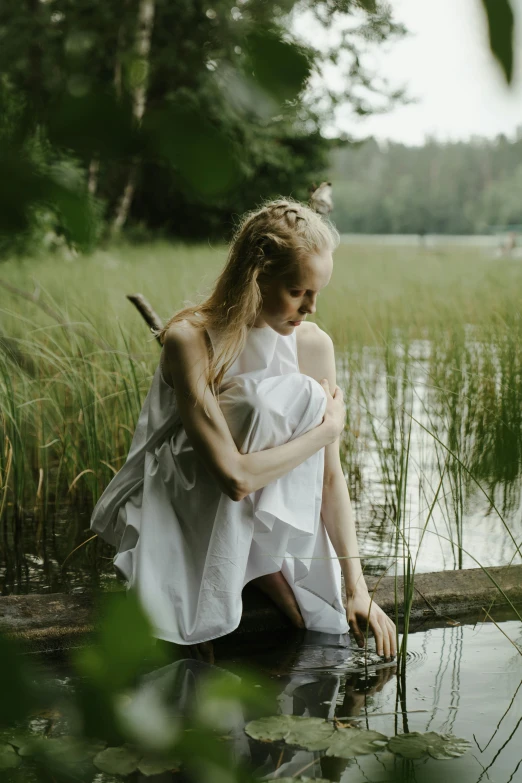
[{"left": 157, "top": 197, "right": 339, "bottom": 406}]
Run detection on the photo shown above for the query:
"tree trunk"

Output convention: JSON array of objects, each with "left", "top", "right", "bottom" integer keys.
[
  {"left": 27, "top": 0, "right": 43, "bottom": 114},
  {"left": 110, "top": 0, "right": 155, "bottom": 236},
  {"left": 87, "top": 158, "right": 99, "bottom": 196},
  {"left": 111, "top": 161, "right": 138, "bottom": 235},
  {"left": 113, "top": 0, "right": 130, "bottom": 99}
]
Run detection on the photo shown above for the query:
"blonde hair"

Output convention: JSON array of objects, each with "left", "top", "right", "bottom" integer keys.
[{"left": 157, "top": 197, "right": 340, "bottom": 397}]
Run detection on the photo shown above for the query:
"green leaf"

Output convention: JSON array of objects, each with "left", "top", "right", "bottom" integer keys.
[
  {"left": 73, "top": 589, "right": 166, "bottom": 692},
  {"left": 198, "top": 669, "right": 278, "bottom": 717},
  {"left": 0, "top": 743, "right": 21, "bottom": 770},
  {"left": 143, "top": 106, "right": 241, "bottom": 198},
  {"left": 245, "top": 714, "right": 336, "bottom": 750},
  {"left": 246, "top": 716, "right": 389, "bottom": 757},
  {"left": 284, "top": 718, "right": 337, "bottom": 751},
  {"left": 46, "top": 92, "right": 137, "bottom": 160},
  {"left": 0, "top": 633, "right": 38, "bottom": 726},
  {"left": 114, "top": 682, "right": 180, "bottom": 752},
  {"left": 244, "top": 30, "right": 311, "bottom": 103},
  {"left": 28, "top": 736, "right": 93, "bottom": 764},
  {"left": 46, "top": 179, "right": 99, "bottom": 251},
  {"left": 0, "top": 151, "right": 99, "bottom": 250},
  {"left": 137, "top": 754, "right": 181, "bottom": 776},
  {"left": 388, "top": 731, "right": 471, "bottom": 760},
  {"left": 0, "top": 729, "right": 34, "bottom": 752},
  {"left": 481, "top": 0, "right": 514, "bottom": 84},
  {"left": 73, "top": 677, "right": 123, "bottom": 746},
  {"left": 326, "top": 727, "right": 389, "bottom": 758},
  {"left": 244, "top": 714, "right": 302, "bottom": 742},
  {"left": 92, "top": 745, "right": 142, "bottom": 775},
  {"left": 274, "top": 779, "right": 332, "bottom": 783}
]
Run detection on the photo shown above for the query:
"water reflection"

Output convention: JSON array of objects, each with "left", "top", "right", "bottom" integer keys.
[
  {"left": 143, "top": 632, "right": 396, "bottom": 782},
  {"left": 342, "top": 334, "right": 522, "bottom": 577},
  {"left": 3, "top": 331, "right": 522, "bottom": 593},
  {"left": 132, "top": 621, "right": 521, "bottom": 783}
]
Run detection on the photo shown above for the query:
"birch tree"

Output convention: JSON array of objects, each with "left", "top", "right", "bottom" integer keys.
[{"left": 110, "top": 0, "right": 155, "bottom": 235}]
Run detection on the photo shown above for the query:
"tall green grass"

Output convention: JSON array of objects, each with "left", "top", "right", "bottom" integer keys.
[{"left": 1, "top": 240, "right": 522, "bottom": 593}]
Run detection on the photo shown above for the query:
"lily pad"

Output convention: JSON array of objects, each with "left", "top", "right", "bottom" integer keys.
[
  {"left": 388, "top": 731, "right": 471, "bottom": 760},
  {"left": 83, "top": 739, "right": 108, "bottom": 758},
  {"left": 245, "top": 714, "right": 297, "bottom": 742},
  {"left": 18, "top": 736, "right": 93, "bottom": 764},
  {"left": 325, "top": 727, "right": 389, "bottom": 758},
  {"left": 41, "top": 737, "right": 91, "bottom": 761},
  {"left": 246, "top": 715, "right": 336, "bottom": 749},
  {"left": 273, "top": 779, "right": 332, "bottom": 783},
  {"left": 17, "top": 743, "right": 37, "bottom": 758},
  {"left": 0, "top": 729, "right": 33, "bottom": 750},
  {"left": 137, "top": 755, "right": 181, "bottom": 776},
  {"left": 0, "top": 743, "right": 21, "bottom": 770},
  {"left": 284, "top": 717, "right": 338, "bottom": 751},
  {"left": 93, "top": 745, "right": 142, "bottom": 775}
]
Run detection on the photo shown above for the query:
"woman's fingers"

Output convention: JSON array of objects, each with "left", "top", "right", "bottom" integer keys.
[
  {"left": 386, "top": 616, "right": 397, "bottom": 657},
  {"left": 370, "top": 616, "right": 384, "bottom": 657},
  {"left": 320, "top": 379, "right": 331, "bottom": 396},
  {"left": 350, "top": 598, "right": 398, "bottom": 660},
  {"left": 349, "top": 615, "right": 365, "bottom": 648},
  {"left": 320, "top": 380, "right": 344, "bottom": 402},
  {"left": 370, "top": 610, "right": 396, "bottom": 660},
  {"left": 380, "top": 618, "right": 391, "bottom": 660}
]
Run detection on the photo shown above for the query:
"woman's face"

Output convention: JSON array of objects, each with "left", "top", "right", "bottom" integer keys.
[{"left": 255, "top": 247, "right": 333, "bottom": 335}]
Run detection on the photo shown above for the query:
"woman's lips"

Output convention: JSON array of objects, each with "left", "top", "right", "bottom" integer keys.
[{"left": 289, "top": 320, "right": 302, "bottom": 326}]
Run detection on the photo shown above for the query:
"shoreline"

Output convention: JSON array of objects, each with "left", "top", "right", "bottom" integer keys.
[{"left": 1, "top": 564, "right": 521, "bottom": 656}]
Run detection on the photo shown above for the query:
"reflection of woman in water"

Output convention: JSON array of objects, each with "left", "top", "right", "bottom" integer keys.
[
  {"left": 135, "top": 651, "right": 396, "bottom": 782},
  {"left": 90, "top": 199, "right": 395, "bottom": 660}
]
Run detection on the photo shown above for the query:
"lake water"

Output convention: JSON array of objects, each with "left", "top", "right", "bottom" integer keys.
[
  {"left": 340, "top": 338, "right": 522, "bottom": 579},
  {"left": 7, "top": 615, "right": 521, "bottom": 782},
  {"left": 218, "top": 619, "right": 522, "bottom": 782},
  {"left": 2, "top": 332, "right": 522, "bottom": 594},
  {"left": 3, "top": 333, "right": 522, "bottom": 777}
]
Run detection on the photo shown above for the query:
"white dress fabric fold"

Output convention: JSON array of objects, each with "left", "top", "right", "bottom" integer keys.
[{"left": 90, "top": 323, "right": 349, "bottom": 644}]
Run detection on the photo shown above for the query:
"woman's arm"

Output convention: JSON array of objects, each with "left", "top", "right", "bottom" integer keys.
[
  {"left": 162, "top": 321, "right": 345, "bottom": 502},
  {"left": 297, "top": 324, "right": 396, "bottom": 660}
]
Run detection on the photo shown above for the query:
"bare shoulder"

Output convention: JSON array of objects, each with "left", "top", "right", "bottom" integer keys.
[
  {"left": 296, "top": 321, "right": 334, "bottom": 352},
  {"left": 162, "top": 319, "right": 209, "bottom": 386},
  {"left": 296, "top": 322, "right": 335, "bottom": 380},
  {"left": 163, "top": 319, "right": 209, "bottom": 355}
]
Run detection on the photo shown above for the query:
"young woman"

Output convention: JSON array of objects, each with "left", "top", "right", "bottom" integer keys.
[{"left": 90, "top": 199, "right": 396, "bottom": 661}]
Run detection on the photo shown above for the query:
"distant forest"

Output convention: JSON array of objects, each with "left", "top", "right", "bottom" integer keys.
[{"left": 330, "top": 132, "right": 522, "bottom": 235}]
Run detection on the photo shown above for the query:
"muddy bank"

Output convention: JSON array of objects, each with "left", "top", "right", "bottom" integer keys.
[{"left": 1, "top": 565, "right": 521, "bottom": 655}]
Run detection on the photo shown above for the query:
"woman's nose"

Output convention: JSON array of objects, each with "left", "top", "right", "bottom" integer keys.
[{"left": 300, "top": 295, "right": 317, "bottom": 314}]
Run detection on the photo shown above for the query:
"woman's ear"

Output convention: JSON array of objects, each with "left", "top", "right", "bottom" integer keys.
[{"left": 256, "top": 270, "right": 270, "bottom": 295}]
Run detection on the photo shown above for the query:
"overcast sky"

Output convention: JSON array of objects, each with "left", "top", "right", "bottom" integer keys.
[{"left": 297, "top": 0, "right": 522, "bottom": 146}]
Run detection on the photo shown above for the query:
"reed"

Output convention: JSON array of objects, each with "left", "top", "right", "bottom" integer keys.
[{"left": 1, "top": 241, "right": 522, "bottom": 606}]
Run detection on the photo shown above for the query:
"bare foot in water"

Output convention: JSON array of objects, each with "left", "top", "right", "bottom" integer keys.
[{"left": 251, "top": 571, "right": 305, "bottom": 629}]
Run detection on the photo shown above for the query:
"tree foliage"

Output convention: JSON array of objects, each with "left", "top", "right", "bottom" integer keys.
[
  {"left": 0, "top": 0, "right": 516, "bottom": 251},
  {"left": 0, "top": 0, "right": 405, "bottom": 252},
  {"left": 331, "top": 131, "right": 522, "bottom": 235}
]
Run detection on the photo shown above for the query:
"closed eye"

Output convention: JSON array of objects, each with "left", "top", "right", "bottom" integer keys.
[{"left": 290, "top": 290, "right": 304, "bottom": 297}]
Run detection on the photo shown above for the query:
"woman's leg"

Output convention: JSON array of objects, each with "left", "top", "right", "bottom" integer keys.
[{"left": 251, "top": 571, "right": 305, "bottom": 629}]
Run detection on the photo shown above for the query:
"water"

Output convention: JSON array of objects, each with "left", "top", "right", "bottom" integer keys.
[
  {"left": 340, "top": 233, "right": 522, "bottom": 255},
  {"left": 2, "top": 331, "right": 522, "bottom": 593},
  {"left": 216, "top": 620, "right": 522, "bottom": 782},
  {"left": 9, "top": 617, "right": 521, "bottom": 782},
  {"left": 341, "top": 338, "right": 522, "bottom": 578},
  {"left": 0, "top": 506, "right": 118, "bottom": 596}
]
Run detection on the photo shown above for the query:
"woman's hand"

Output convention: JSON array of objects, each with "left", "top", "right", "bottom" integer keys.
[
  {"left": 320, "top": 378, "right": 345, "bottom": 442},
  {"left": 346, "top": 587, "right": 397, "bottom": 661}
]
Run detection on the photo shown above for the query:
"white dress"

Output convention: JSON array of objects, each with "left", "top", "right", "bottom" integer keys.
[{"left": 90, "top": 323, "right": 349, "bottom": 644}]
